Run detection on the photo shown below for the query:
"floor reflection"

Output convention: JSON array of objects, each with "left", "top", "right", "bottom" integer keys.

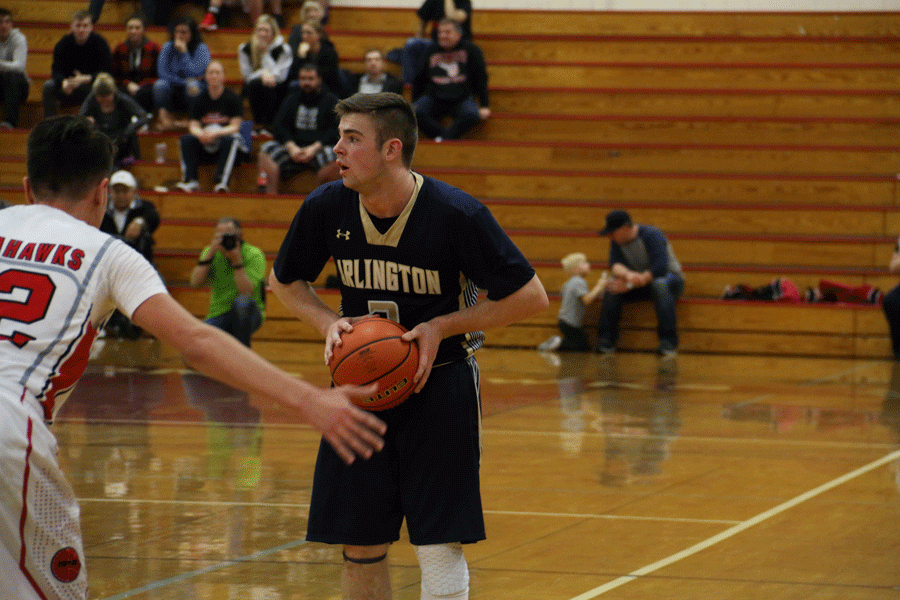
[{"left": 43, "top": 343, "right": 900, "bottom": 599}]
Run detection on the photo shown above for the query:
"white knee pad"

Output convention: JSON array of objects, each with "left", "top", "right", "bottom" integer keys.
[{"left": 414, "top": 543, "right": 469, "bottom": 600}]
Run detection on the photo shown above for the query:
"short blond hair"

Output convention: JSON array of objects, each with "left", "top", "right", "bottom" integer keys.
[{"left": 561, "top": 252, "right": 587, "bottom": 275}]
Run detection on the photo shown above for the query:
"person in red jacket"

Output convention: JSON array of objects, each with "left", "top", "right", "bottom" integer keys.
[{"left": 110, "top": 12, "right": 160, "bottom": 113}]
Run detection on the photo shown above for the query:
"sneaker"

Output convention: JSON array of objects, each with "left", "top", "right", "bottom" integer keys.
[
  {"left": 199, "top": 11, "right": 218, "bottom": 30},
  {"left": 0, "top": 121, "right": 13, "bottom": 129},
  {"left": 593, "top": 340, "right": 615, "bottom": 354},
  {"left": 175, "top": 180, "right": 199, "bottom": 192},
  {"left": 537, "top": 335, "right": 562, "bottom": 351},
  {"left": 213, "top": 182, "right": 229, "bottom": 193}
]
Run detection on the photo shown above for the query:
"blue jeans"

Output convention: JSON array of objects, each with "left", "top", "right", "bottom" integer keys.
[
  {"left": 206, "top": 295, "right": 262, "bottom": 348},
  {"left": 413, "top": 95, "right": 480, "bottom": 140},
  {"left": 153, "top": 79, "right": 205, "bottom": 113},
  {"left": 597, "top": 272, "right": 685, "bottom": 349}
]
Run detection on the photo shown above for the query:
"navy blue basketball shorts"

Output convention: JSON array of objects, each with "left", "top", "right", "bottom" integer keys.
[{"left": 306, "top": 356, "right": 486, "bottom": 547}]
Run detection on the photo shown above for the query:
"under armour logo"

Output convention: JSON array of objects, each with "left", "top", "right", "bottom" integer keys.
[{"left": 336, "top": 229, "right": 350, "bottom": 240}]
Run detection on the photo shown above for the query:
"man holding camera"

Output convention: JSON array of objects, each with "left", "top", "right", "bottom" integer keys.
[{"left": 190, "top": 217, "right": 266, "bottom": 347}]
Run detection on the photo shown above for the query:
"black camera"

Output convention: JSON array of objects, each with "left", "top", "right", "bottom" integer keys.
[{"left": 221, "top": 233, "right": 238, "bottom": 250}]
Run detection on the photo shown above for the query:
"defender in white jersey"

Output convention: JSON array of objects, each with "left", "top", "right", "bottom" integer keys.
[{"left": 0, "top": 115, "right": 386, "bottom": 600}]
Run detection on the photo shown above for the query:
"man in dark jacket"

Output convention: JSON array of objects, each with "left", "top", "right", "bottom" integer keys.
[
  {"left": 350, "top": 49, "right": 403, "bottom": 96},
  {"left": 42, "top": 10, "right": 112, "bottom": 116},
  {"left": 257, "top": 62, "right": 340, "bottom": 194},
  {"left": 411, "top": 18, "right": 489, "bottom": 140},
  {"left": 100, "top": 169, "right": 160, "bottom": 262},
  {"left": 100, "top": 169, "right": 161, "bottom": 338}
]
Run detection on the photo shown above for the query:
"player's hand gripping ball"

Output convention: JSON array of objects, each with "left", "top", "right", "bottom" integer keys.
[{"left": 329, "top": 316, "right": 420, "bottom": 411}]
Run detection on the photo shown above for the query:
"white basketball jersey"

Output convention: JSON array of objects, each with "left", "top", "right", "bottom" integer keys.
[{"left": 0, "top": 204, "right": 167, "bottom": 422}]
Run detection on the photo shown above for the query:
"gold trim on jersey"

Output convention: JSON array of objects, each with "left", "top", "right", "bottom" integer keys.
[{"left": 358, "top": 173, "right": 423, "bottom": 247}]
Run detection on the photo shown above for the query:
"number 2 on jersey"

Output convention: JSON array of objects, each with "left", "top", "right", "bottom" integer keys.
[{"left": 0, "top": 269, "right": 56, "bottom": 348}]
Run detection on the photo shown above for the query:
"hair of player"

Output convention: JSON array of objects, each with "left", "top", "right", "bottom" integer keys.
[
  {"left": 0, "top": 7, "right": 12, "bottom": 19},
  {"left": 27, "top": 116, "right": 114, "bottom": 202},
  {"left": 335, "top": 92, "right": 418, "bottom": 168}
]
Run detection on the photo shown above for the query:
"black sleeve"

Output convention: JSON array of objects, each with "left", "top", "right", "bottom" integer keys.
[
  {"left": 273, "top": 92, "right": 298, "bottom": 143},
  {"left": 135, "top": 200, "right": 161, "bottom": 234},
  {"left": 468, "top": 43, "right": 489, "bottom": 107}
]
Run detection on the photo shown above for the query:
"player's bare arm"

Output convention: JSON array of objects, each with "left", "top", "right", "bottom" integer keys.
[
  {"left": 403, "top": 274, "right": 549, "bottom": 391},
  {"left": 268, "top": 272, "right": 351, "bottom": 363},
  {"left": 131, "top": 292, "right": 387, "bottom": 463}
]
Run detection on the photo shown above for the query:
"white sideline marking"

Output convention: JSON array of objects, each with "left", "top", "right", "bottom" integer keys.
[{"left": 567, "top": 449, "right": 900, "bottom": 599}]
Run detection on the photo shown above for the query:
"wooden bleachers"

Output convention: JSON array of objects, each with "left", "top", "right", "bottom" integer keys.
[{"left": 4, "top": 3, "right": 900, "bottom": 358}]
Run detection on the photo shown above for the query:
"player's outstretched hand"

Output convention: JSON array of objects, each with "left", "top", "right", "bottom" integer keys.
[{"left": 307, "top": 384, "right": 387, "bottom": 464}]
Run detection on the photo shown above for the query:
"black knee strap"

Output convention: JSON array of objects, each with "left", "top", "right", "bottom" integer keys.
[{"left": 343, "top": 551, "right": 387, "bottom": 564}]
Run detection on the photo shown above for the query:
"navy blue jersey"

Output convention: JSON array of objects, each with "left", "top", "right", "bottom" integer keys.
[{"left": 274, "top": 174, "right": 536, "bottom": 364}]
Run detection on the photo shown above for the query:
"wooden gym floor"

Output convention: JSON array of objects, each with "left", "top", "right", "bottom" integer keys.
[{"left": 57, "top": 339, "right": 900, "bottom": 599}]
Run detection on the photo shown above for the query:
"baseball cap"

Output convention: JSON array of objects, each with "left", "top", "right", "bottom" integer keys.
[
  {"left": 109, "top": 170, "right": 137, "bottom": 189},
  {"left": 598, "top": 210, "right": 632, "bottom": 236}
]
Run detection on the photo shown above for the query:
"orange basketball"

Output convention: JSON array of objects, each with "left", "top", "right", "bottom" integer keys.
[{"left": 329, "top": 316, "right": 419, "bottom": 411}]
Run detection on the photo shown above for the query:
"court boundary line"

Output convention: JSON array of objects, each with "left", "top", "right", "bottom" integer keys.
[
  {"left": 567, "top": 448, "right": 900, "bottom": 600},
  {"left": 78, "top": 498, "right": 738, "bottom": 525},
  {"left": 97, "top": 538, "right": 309, "bottom": 600}
]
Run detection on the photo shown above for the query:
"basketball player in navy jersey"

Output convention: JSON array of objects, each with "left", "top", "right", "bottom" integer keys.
[
  {"left": 0, "top": 115, "right": 386, "bottom": 600},
  {"left": 269, "top": 92, "right": 549, "bottom": 600}
]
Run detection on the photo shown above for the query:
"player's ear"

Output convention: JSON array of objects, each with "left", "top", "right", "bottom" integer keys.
[
  {"left": 92, "top": 177, "right": 109, "bottom": 208},
  {"left": 383, "top": 138, "right": 403, "bottom": 162}
]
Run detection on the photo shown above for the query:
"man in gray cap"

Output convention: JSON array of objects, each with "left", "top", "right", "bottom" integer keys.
[{"left": 596, "top": 209, "right": 684, "bottom": 356}]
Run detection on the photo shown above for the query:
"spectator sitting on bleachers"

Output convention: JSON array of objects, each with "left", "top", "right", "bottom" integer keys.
[
  {"left": 387, "top": 0, "right": 471, "bottom": 85},
  {"left": 43, "top": 10, "right": 112, "bottom": 117},
  {"left": 350, "top": 49, "right": 403, "bottom": 96},
  {"left": 411, "top": 18, "right": 489, "bottom": 141},
  {"left": 101, "top": 169, "right": 160, "bottom": 262},
  {"left": 595, "top": 210, "right": 684, "bottom": 357},
  {"left": 100, "top": 169, "right": 160, "bottom": 338},
  {"left": 257, "top": 62, "right": 340, "bottom": 194},
  {"left": 176, "top": 60, "right": 250, "bottom": 194},
  {"left": 287, "top": 20, "right": 345, "bottom": 98},
  {"left": 110, "top": 12, "right": 161, "bottom": 114},
  {"left": 79, "top": 72, "right": 151, "bottom": 168},
  {"left": 239, "top": 14, "right": 293, "bottom": 134},
  {"left": 298, "top": 0, "right": 327, "bottom": 25},
  {"left": 154, "top": 15, "right": 210, "bottom": 131},
  {"left": 0, "top": 7, "right": 29, "bottom": 129}
]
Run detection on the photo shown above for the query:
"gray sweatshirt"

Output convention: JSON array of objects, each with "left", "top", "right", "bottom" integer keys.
[{"left": 0, "top": 28, "right": 28, "bottom": 77}]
